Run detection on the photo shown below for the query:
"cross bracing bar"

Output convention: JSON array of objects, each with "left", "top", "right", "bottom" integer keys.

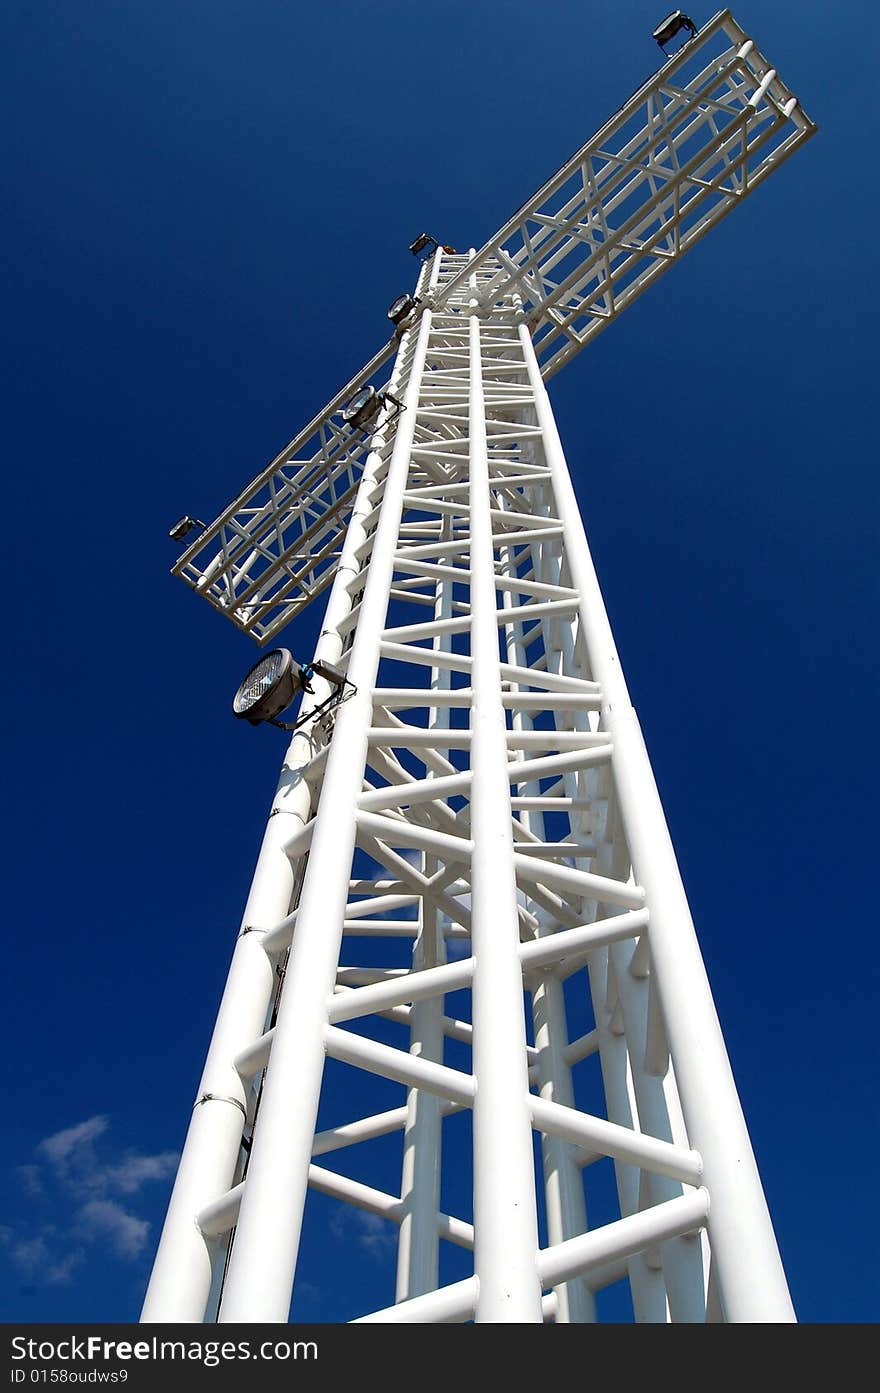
[
  {"left": 146, "top": 216, "right": 801, "bottom": 1320},
  {"left": 169, "top": 10, "right": 814, "bottom": 645}
]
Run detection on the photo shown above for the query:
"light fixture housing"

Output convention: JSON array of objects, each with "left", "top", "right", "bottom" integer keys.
[
  {"left": 387, "top": 292, "right": 417, "bottom": 326},
  {"left": 232, "top": 648, "right": 303, "bottom": 726},
  {"left": 310, "top": 658, "right": 349, "bottom": 688},
  {"left": 409, "top": 232, "right": 436, "bottom": 257},
  {"left": 652, "top": 10, "right": 697, "bottom": 52},
  {"left": 169, "top": 515, "right": 206, "bottom": 542},
  {"left": 340, "top": 387, "right": 404, "bottom": 433},
  {"left": 232, "top": 651, "right": 356, "bottom": 733},
  {"left": 341, "top": 385, "right": 382, "bottom": 431}
]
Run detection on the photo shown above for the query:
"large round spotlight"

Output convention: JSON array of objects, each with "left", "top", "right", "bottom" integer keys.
[
  {"left": 387, "top": 292, "right": 416, "bottom": 326},
  {"left": 341, "top": 386, "right": 382, "bottom": 431},
  {"left": 408, "top": 232, "right": 457, "bottom": 258},
  {"left": 169, "top": 515, "right": 206, "bottom": 542},
  {"left": 409, "top": 232, "right": 436, "bottom": 257},
  {"left": 652, "top": 10, "right": 696, "bottom": 53},
  {"left": 233, "top": 649, "right": 302, "bottom": 726}
]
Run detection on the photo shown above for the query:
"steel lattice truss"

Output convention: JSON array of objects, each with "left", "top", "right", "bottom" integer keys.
[
  {"left": 146, "top": 252, "right": 794, "bottom": 1324},
  {"left": 170, "top": 8, "right": 814, "bottom": 645},
  {"left": 146, "top": 9, "right": 816, "bottom": 1326},
  {"left": 436, "top": 9, "right": 808, "bottom": 377}
]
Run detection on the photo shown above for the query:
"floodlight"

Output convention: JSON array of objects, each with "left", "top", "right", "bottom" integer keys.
[
  {"left": 387, "top": 292, "right": 418, "bottom": 326},
  {"left": 653, "top": 11, "right": 697, "bottom": 53},
  {"left": 232, "top": 649, "right": 304, "bottom": 726},
  {"left": 232, "top": 651, "right": 356, "bottom": 733},
  {"left": 409, "top": 233, "right": 457, "bottom": 259},
  {"left": 169, "top": 515, "right": 206, "bottom": 542},
  {"left": 340, "top": 386, "right": 404, "bottom": 433},
  {"left": 409, "top": 232, "right": 436, "bottom": 257},
  {"left": 341, "top": 386, "right": 381, "bottom": 431}
]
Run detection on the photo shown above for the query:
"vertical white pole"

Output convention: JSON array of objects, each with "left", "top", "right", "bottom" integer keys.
[
  {"left": 142, "top": 359, "right": 406, "bottom": 1321},
  {"left": 395, "top": 516, "right": 452, "bottom": 1301},
  {"left": 139, "top": 781, "right": 302, "bottom": 1322},
  {"left": 496, "top": 495, "right": 594, "bottom": 1324},
  {"left": 468, "top": 299, "right": 543, "bottom": 1322},
  {"left": 394, "top": 929, "right": 445, "bottom": 1300},
  {"left": 217, "top": 292, "right": 438, "bottom": 1323},
  {"left": 518, "top": 321, "right": 795, "bottom": 1323},
  {"left": 605, "top": 936, "right": 707, "bottom": 1322}
]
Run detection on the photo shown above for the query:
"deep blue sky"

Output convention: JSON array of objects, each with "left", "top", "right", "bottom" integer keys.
[{"left": 2, "top": 1, "right": 876, "bottom": 1324}]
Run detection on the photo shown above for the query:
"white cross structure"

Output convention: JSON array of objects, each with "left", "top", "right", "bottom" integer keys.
[{"left": 143, "top": 11, "right": 815, "bottom": 1323}]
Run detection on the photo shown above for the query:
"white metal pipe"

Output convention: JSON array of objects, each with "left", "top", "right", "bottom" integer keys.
[
  {"left": 372, "top": 687, "right": 475, "bottom": 708},
  {"left": 397, "top": 533, "right": 453, "bottom": 1302},
  {"left": 140, "top": 744, "right": 311, "bottom": 1321},
  {"left": 199, "top": 1165, "right": 414, "bottom": 1240},
  {"left": 607, "top": 936, "right": 706, "bottom": 1321},
  {"left": 356, "top": 810, "right": 473, "bottom": 861},
  {"left": 748, "top": 68, "right": 777, "bottom": 110},
  {"left": 312, "top": 1107, "right": 413, "bottom": 1157},
  {"left": 356, "top": 1190, "right": 710, "bottom": 1325},
  {"left": 234, "top": 1029, "right": 274, "bottom": 1081},
  {"left": 531, "top": 973, "right": 594, "bottom": 1323},
  {"left": 513, "top": 851, "right": 644, "bottom": 909},
  {"left": 238, "top": 912, "right": 645, "bottom": 1045},
  {"left": 381, "top": 597, "right": 578, "bottom": 643},
  {"left": 437, "top": 1213, "right": 474, "bottom": 1251},
  {"left": 359, "top": 767, "right": 472, "bottom": 811},
  {"left": 506, "top": 746, "right": 615, "bottom": 786},
  {"left": 467, "top": 302, "right": 542, "bottom": 1322},
  {"left": 497, "top": 502, "right": 595, "bottom": 1324},
  {"left": 313, "top": 1098, "right": 466, "bottom": 1164},
  {"left": 278, "top": 817, "right": 316, "bottom": 861},
  {"left": 341, "top": 919, "right": 418, "bottom": 936},
  {"left": 529, "top": 1096, "right": 703, "bottom": 1186},
  {"left": 501, "top": 692, "right": 601, "bottom": 709},
  {"left": 353, "top": 1277, "right": 478, "bottom": 1325},
  {"left": 396, "top": 947, "right": 445, "bottom": 1298},
  {"left": 323, "top": 1025, "right": 474, "bottom": 1105},
  {"left": 564, "top": 1029, "right": 600, "bottom": 1065},
  {"left": 217, "top": 287, "right": 439, "bottom": 1324},
  {"left": 327, "top": 956, "right": 473, "bottom": 1024},
  {"left": 143, "top": 281, "right": 431, "bottom": 1325},
  {"left": 520, "top": 909, "right": 650, "bottom": 973},
  {"left": 365, "top": 727, "right": 605, "bottom": 749},
  {"left": 307, "top": 1165, "right": 402, "bottom": 1219},
  {"left": 519, "top": 320, "right": 795, "bottom": 1322},
  {"left": 197, "top": 1183, "right": 244, "bottom": 1240},
  {"left": 585, "top": 936, "right": 665, "bottom": 1320},
  {"left": 538, "top": 1189, "right": 710, "bottom": 1289}
]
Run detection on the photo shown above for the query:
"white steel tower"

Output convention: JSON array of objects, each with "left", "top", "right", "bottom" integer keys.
[{"left": 144, "top": 12, "right": 815, "bottom": 1324}]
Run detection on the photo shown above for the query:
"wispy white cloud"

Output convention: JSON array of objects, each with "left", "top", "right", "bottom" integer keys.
[
  {"left": 351, "top": 1211, "right": 396, "bottom": 1255},
  {"left": 38, "top": 1115, "right": 109, "bottom": 1173},
  {"left": 7, "top": 1116, "right": 178, "bottom": 1288},
  {"left": 45, "top": 1250, "right": 85, "bottom": 1286},
  {"left": 11, "top": 1234, "right": 49, "bottom": 1274},
  {"left": 103, "top": 1153, "right": 178, "bottom": 1195},
  {"left": 7, "top": 1231, "right": 84, "bottom": 1286},
  {"left": 76, "top": 1199, "right": 150, "bottom": 1260},
  {"left": 15, "top": 1165, "right": 43, "bottom": 1197},
  {"left": 35, "top": 1114, "right": 176, "bottom": 1200},
  {"left": 330, "top": 1206, "right": 396, "bottom": 1257}
]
